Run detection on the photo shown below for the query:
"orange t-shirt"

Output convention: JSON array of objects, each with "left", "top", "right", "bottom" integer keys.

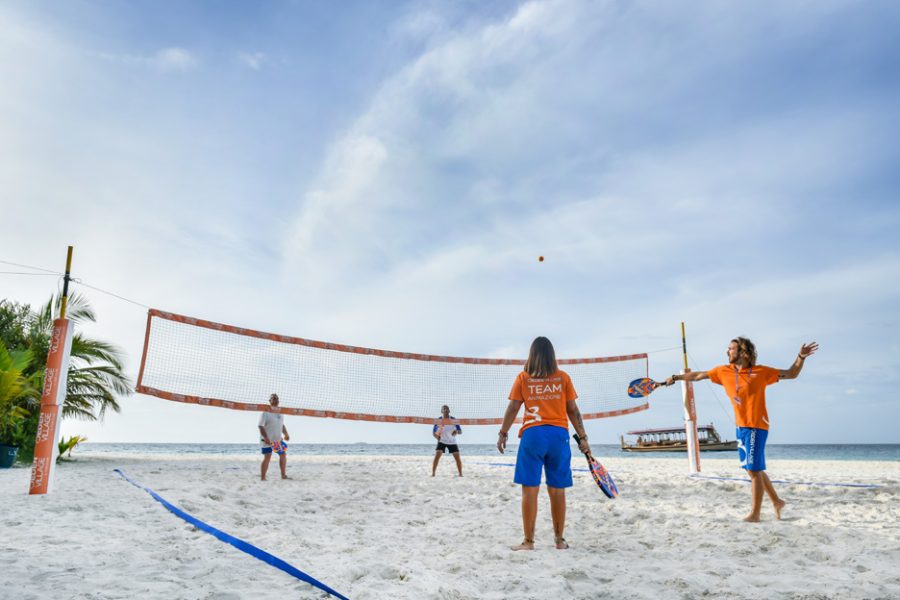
[
  {"left": 508, "top": 369, "right": 577, "bottom": 436},
  {"left": 707, "top": 364, "right": 779, "bottom": 430}
]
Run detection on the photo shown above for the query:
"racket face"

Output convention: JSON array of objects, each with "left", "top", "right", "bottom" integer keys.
[
  {"left": 627, "top": 377, "right": 657, "bottom": 398},
  {"left": 588, "top": 456, "right": 618, "bottom": 499}
]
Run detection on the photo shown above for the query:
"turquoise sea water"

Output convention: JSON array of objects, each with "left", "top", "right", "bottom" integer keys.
[{"left": 78, "top": 443, "right": 900, "bottom": 461}]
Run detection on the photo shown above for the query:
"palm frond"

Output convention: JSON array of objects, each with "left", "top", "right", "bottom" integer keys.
[
  {"left": 52, "top": 292, "right": 96, "bottom": 324},
  {"left": 70, "top": 337, "right": 127, "bottom": 372}
]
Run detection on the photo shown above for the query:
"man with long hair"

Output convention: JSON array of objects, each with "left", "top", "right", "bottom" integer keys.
[
  {"left": 664, "top": 338, "right": 818, "bottom": 522},
  {"left": 497, "top": 336, "right": 591, "bottom": 550}
]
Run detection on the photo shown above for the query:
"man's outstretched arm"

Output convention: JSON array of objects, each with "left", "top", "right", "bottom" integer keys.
[
  {"left": 780, "top": 342, "right": 819, "bottom": 379},
  {"left": 664, "top": 371, "right": 710, "bottom": 386}
]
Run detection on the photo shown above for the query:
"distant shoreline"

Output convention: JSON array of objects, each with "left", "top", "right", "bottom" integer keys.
[{"left": 74, "top": 442, "right": 900, "bottom": 462}]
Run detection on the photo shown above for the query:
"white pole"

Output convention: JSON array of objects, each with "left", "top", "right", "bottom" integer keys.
[
  {"left": 680, "top": 322, "right": 701, "bottom": 474},
  {"left": 681, "top": 371, "right": 701, "bottom": 474}
]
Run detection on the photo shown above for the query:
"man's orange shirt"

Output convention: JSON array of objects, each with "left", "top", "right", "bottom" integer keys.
[
  {"left": 707, "top": 364, "right": 779, "bottom": 430},
  {"left": 508, "top": 369, "right": 577, "bottom": 436}
]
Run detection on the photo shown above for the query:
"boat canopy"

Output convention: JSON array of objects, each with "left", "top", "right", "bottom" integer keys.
[{"left": 625, "top": 424, "right": 718, "bottom": 435}]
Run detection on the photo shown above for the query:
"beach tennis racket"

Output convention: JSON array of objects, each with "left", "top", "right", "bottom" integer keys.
[
  {"left": 573, "top": 434, "right": 618, "bottom": 499},
  {"left": 627, "top": 377, "right": 669, "bottom": 398}
]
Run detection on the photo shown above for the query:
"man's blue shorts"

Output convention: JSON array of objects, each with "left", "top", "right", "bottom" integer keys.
[
  {"left": 261, "top": 441, "right": 287, "bottom": 455},
  {"left": 736, "top": 427, "right": 767, "bottom": 471},
  {"left": 514, "top": 425, "right": 573, "bottom": 488}
]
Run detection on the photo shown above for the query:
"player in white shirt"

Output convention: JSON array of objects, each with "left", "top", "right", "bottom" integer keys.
[
  {"left": 432, "top": 404, "right": 463, "bottom": 477},
  {"left": 258, "top": 393, "right": 290, "bottom": 481}
]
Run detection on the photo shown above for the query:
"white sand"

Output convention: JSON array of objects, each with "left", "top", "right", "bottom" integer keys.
[{"left": 2, "top": 453, "right": 898, "bottom": 600}]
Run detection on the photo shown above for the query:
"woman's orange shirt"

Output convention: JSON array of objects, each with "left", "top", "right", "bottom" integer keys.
[{"left": 509, "top": 369, "right": 577, "bottom": 436}]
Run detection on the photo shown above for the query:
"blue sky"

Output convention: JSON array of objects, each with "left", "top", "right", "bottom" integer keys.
[{"left": 2, "top": 0, "right": 898, "bottom": 445}]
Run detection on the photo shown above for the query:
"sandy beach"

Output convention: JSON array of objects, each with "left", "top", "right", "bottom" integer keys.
[{"left": 2, "top": 453, "right": 898, "bottom": 600}]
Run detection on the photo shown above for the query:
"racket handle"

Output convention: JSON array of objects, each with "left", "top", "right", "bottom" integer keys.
[
  {"left": 572, "top": 433, "right": 590, "bottom": 456},
  {"left": 572, "top": 433, "right": 594, "bottom": 462}
]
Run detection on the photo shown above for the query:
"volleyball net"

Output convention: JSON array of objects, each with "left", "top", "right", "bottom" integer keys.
[{"left": 136, "top": 309, "right": 650, "bottom": 425}]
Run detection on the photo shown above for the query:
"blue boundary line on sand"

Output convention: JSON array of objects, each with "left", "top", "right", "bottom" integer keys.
[{"left": 113, "top": 468, "right": 350, "bottom": 600}]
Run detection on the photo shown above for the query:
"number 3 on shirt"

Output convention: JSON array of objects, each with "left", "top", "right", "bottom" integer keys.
[{"left": 524, "top": 406, "right": 542, "bottom": 425}]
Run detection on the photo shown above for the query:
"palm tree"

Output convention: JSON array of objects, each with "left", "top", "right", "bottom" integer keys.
[
  {"left": 29, "top": 292, "right": 131, "bottom": 421},
  {"left": 0, "top": 342, "right": 39, "bottom": 446}
]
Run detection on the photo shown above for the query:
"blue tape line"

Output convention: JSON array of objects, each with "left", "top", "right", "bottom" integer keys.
[
  {"left": 114, "top": 468, "right": 350, "bottom": 600},
  {"left": 689, "top": 474, "right": 880, "bottom": 489}
]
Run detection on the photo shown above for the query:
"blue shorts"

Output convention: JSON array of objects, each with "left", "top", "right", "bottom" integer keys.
[
  {"left": 514, "top": 425, "right": 573, "bottom": 488},
  {"left": 736, "top": 427, "right": 767, "bottom": 471},
  {"left": 261, "top": 442, "right": 287, "bottom": 455}
]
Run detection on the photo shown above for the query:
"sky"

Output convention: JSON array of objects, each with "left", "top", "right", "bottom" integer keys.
[{"left": 2, "top": 0, "right": 899, "bottom": 445}]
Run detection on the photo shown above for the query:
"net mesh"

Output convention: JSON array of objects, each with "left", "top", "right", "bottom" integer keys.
[{"left": 137, "top": 309, "right": 650, "bottom": 424}]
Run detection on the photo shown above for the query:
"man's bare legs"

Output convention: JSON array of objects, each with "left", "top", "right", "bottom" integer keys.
[
  {"left": 761, "top": 471, "right": 785, "bottom": 518},
  {"left": 547, "top": 486, "right": 568, "bottom": 548},
  {"left": 452, "top": 452, "right": 463, "bottom": 477},
  {"left": 432, "top": 451, "right": 442, "bottom": 476},
  {"left": 744, "top": 470, "right": 784, "bottom": 522},
  {"left": 279, "top": 452, "right": 288, "bottom": 479},
  {"left": 260, "top": 453, "right": 272, "bottom": 481},
  {"left": 513, "top": 486, "right": 539, "bottom": 550}
]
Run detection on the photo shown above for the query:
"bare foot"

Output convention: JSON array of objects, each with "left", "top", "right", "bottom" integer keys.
[
  {"left": 281, "top": 475, "right": 290, "bottom": 480},
  {"left": 742, "top": 513, "right": 761, "bottom": 523},
  {"left": 260, "top": 477, "right": 267, "bottom": 481},
  {"left": 511, "top": 540, "right": 535, "bottom": 551},
  {"left": 555, "top": 538, "right": 569, "bottom": 550},
  {"left": 773, "top": 499, "right": 786, "bottom": 520}
]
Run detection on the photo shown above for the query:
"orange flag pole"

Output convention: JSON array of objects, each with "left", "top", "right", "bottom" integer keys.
[{"left": 29, "top": 246, "right": 75, "bottom": 495}]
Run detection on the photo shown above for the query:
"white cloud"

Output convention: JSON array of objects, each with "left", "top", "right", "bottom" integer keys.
[
  {"left": 237, "top": 51, "right": 267, "bottom": 70},
  {"left": 393, "top": 9, "right": 445, "bottom": 41},
  {"left": 279, "top": 0, "right": 892, "bottom": 321},
  {"left": 153, "top": 47, "right": 197, "bottom": 71},
  {"left": 98, "top": 46, "right": 198, "bottom": 71}
]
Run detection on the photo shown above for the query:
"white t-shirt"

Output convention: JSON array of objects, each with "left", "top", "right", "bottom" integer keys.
[
  {"left": 258, "top": 412, "right": 284, "bottom": 448},
  {"left": 433, "top": 417, "right": 461, "bottom": 445}
]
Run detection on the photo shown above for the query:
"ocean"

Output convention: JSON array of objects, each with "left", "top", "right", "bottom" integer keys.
[{"left": 78, "top": 443, "right": 900, "bottom": 461}]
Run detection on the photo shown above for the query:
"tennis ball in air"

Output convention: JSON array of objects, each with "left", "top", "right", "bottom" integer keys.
[{"left": 538, "top": 256, "right": 544, "bottom": 262}]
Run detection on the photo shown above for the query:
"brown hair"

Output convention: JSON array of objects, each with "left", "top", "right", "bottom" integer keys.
[
  {"left": 731, "top": 337, "right": 758, "bottom": 366},
  {"left": 525, "top": 336, "right": 558, "bottom": 378}
]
